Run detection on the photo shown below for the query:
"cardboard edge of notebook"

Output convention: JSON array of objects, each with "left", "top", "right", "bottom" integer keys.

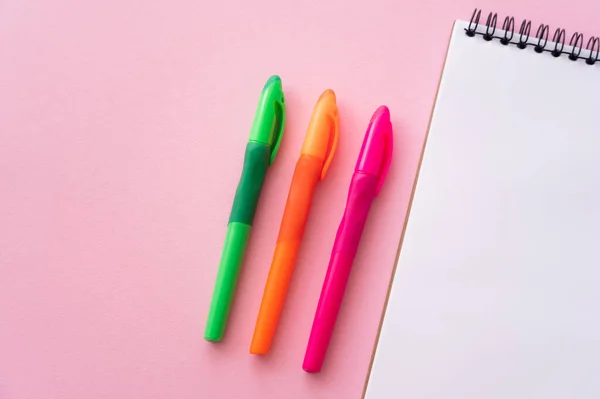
[{"left": 360, "top": 20, "right": 457, "bottom": 399}]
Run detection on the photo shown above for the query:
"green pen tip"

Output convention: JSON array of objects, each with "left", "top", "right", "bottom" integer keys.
[{"left": 264, "top": 75, "right": 281, "bottom": 90}]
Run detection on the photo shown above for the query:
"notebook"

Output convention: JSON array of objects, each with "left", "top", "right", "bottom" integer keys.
[{"left": 364, "top": 10, "right": 600, "bottom": 399}]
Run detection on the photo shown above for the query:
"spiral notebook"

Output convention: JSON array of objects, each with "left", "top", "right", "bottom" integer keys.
[{"left": 363, "top": 10, "right": 600, "bottom": 399}]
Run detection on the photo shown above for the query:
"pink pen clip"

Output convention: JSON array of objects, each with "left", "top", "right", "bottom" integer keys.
[
  {"left": 356, "top": 105, "right": 393, "bottom": 195},
  {"left": 303, "top": 106, "right": 394, "bottom": 373}
]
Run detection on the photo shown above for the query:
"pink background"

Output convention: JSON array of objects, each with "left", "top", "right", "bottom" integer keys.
[{"left": 0, "top": 1, "right": 596, "bottom": 398}]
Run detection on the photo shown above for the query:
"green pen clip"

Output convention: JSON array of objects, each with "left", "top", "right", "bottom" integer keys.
[
  {"left": 249, "top": 75, "right": 286, "bottom": 165},
  {"left": 205, "top": 75, "right": 286, "bottom": 342}
]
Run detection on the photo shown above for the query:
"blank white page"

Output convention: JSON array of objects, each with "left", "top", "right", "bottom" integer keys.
[{"left": 365, "top": 20, "right": 600, "bottom": 399}]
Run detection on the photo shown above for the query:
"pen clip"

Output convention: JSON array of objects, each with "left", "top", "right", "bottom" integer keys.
[
  {"left": 373, "top": 109, "right": 393, "bottom": 196},
  {"left": 302, "top": 89, "right": 339, "bottom": 179},
  {"left": 320, "top": 108, "right": 339, "bottom": 180},
  {"left": 250, "top": 76, "right": 286, "bottom": 165},
  {"left": 358, "top": 106, "right": 393, "bottom": 196},
  {"left": 269, "top": 99, "right": 286, "bottom": 165}
]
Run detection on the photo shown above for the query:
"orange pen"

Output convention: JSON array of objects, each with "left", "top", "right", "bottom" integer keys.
[{"left": 250, "top": 89, "right": 339, "bottom": 354}]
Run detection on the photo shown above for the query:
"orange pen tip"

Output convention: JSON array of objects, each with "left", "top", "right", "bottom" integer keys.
[
  {"left": 249, "top": 344, "right": 268, "bottom": 355},
  {"left": 250, "top": 334, "right": 271, "bottom": 355},
  {"left": 318, "top": 88, "right": 336, "bottom": 103}
]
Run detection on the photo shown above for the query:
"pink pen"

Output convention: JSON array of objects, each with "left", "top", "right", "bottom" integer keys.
[{"left": 303, "top": 106, "right": 393, "bottom": 373}]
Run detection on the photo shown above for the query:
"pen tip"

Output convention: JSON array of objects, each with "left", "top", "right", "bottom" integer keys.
[
  {"left": 264, "top": 75, "right": 282, "bottom": 89},
  {"left": 374, "top": 105, "right": 390, "bottom": 121},
  {"left": 319, "top": 89, "right": 336, "bottom": 103}
]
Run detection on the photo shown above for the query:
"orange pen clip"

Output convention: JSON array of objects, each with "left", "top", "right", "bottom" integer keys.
[{"left": 250, "top": 89, "right": 339, "bottom": 355}]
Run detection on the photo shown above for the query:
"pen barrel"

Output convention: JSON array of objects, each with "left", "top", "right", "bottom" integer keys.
[
  {"left": 205, "top": 142, "right": 271, "bottom": 342},
  {"left": 251, "top": 156, "right": 322, "bottom": 354},
  {"left": 303, "top": 173, "right": 378, "bottom": 372},
  {"left": 276, "top": 155, "right": 323, "bottom": 242},
  {"left": 205, "top": 222, "right": 251, "bottom": 341},
  {"left": 331, "top": 173, "right": 378, "bottom": 256},
  {"left": 229, "top": 142, "right": 271, "bottom": 224},
  {"left": 303, "top": 252, "right": 353, "bottom": 373}
]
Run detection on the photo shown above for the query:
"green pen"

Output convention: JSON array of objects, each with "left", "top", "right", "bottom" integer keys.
[{"left": 205, "top": 75, "right": 286, "bottom": 342}]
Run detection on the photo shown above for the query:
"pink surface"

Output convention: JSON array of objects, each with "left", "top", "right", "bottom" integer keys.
[{"left": 0, "top": 1, "right": 595, "bottom": 398}]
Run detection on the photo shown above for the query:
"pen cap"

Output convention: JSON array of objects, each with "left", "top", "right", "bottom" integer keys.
[
  {"left": 301, "top": 89, "right": 339, "bottom": 180},
  {"left": 249, "top": 75, "right": 286, "bottom": 165},
  {"left": 355, "top": 106, "right": 393, "bottom": 196}
]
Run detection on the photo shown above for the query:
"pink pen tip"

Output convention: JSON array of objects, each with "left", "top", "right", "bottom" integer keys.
[{"left": 373, "top": 105, "right": 390, "bottom": 120}]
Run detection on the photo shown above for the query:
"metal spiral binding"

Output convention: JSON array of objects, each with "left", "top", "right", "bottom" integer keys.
[{"left": 466, "top": 9, "right": 600, "bottom": 65}]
